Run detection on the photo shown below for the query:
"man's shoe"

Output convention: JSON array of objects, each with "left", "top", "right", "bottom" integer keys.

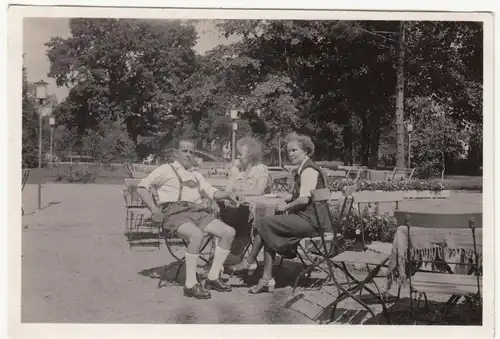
[
  {"left": 183, "top": 284, "right": 211, "bottom": 299},
  {"left": 205, "top": 278, "right": 232, "bottom": 292}
]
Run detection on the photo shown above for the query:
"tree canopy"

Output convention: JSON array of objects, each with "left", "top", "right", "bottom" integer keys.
[{"left": 30, "top": 18, "right": 483, "bottom": 175}]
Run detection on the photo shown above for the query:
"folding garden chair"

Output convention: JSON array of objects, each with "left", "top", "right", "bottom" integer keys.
[
  {"left": 386, "top": 167, "right": 415, "bottom": 181},
  {"left": 301, "top": 189, "right": 401, "bottom": 324},
  {"left": 123, "top": 178, "right": 217, "bottom": 288},
  {"left": 21, "top": 169, "right": 30, "bottom": 216},
  {"left": 269, "top": 172, "right": 292, "bottom": 194},
  {"left": 291, "top": 187, "right": 356, "bottom": 294},
  {"left": 402, "top": 215, "right": 482, "bottom": 323},
  {"left": 123, "top": 161, "right": 135, "bottom": 179},
  {"left": 345, "top": 167, "right": 367, "bottom": 182},
  {"left": 285, "top": 187, "right": 391, "bottom": 324}
]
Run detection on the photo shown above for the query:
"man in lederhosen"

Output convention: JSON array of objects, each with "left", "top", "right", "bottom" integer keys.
[{"left": 137, "top": 140, "right": 239, "bottom": 299}]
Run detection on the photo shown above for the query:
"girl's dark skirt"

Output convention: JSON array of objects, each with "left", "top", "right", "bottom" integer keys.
[{"left": 255, "top": 212, "right": 320, "bottom": 258}]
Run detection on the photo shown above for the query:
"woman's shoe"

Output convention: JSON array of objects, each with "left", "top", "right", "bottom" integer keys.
[
  {"left": 229, "top": 258, "right": 257, "bottom": 275},
  {"left": 249, "top": 278, "right": 276, "bottom": 294}
]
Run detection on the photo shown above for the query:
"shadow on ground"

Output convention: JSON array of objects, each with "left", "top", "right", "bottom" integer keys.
[{"left": 313, "top": 297, "right": 483, "bottom": 325}]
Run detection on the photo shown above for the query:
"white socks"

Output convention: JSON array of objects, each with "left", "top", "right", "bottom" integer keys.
[
  {"left": 184, "top": 253, "right": 199, "bottom": 289},
  {"left": 208, "top": 246, "right": 230, "bottom": 280}
]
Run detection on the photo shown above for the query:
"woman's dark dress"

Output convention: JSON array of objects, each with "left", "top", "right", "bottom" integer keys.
[{"left": 255, "top": 158, "right": 330, "bottom": 259}]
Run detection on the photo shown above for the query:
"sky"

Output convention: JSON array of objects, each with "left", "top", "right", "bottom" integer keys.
[{"left": 22, "top": 18, "right": 238, "bottom": 102}]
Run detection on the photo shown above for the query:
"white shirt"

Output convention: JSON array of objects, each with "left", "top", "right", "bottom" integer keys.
[
  {"left": 137, "top": 161, "right": 218, "bottom": 204},
  {"left": 297, "top": 157, "right": 320, "bottom": 197}
]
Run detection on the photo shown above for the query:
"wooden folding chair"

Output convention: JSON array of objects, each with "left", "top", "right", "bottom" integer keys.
[
  {"left": 401, "top": 215, "right": 482, "bottom": 323},
  {"left": 269, "top": 172, "right": 292, "bottom": 194},
  {"left": 295, "top": 190, "right": 404, "bottom": 324},
  {"left": 123, "top": 181, "right": 216, "bottom": 288},
  {"left": 354, "top": 191, "right": 405, "bottom": 250},
  {"left": 292, "top": 187, "right": 356, "bottom": 294},
  {"left": 345, "top": 167, "right": 367, "bottom": 182},
  {"left": 294, "top": 187, "right": 392, "bottom": 324},
  {"left": 387, "top": 167, "right": 415, "bottom": 181},
  {"left": 21, "top": 169, "right": 30, "bottom": 216},
  {"left": 123, "top": 161, "right": 136, "bottom": 179}
]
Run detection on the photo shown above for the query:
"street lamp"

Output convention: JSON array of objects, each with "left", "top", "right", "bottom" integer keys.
[
  {"left": 49, "top": 116, "right": 56, "bottom": 167},
  {"left": 34, "top": 79, "right": 49, "bottom": 210},
  {"left": 407, "top": 122, "right": 413, "bottom": 168},
  {"left": 230, "top": 109, "right": 239, "bottom": 162}
]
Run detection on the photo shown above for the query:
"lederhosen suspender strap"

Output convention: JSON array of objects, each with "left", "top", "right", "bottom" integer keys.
[{"left": 167, "top": 163, "right": 184, "bottom": 202}]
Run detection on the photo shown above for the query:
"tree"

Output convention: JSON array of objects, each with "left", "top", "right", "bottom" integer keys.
[
  {"left": 81, "top": 118, "right": 138, "bottom": 163},
  {"left": 408, "top": 97, "right": 467, "bottom": 178},
  {"left": 395, "top": 22, "right": 406, "bottom": 168},
  {"left": 46, "top": 18, "right": 199, "bottom": 144},
  {"left": 22, "top": 64, "right": 39, "bottom": 168}
]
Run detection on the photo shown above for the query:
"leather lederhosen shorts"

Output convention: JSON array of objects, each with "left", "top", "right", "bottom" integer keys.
[{"left": 160, "top": 201, "right": 217, "bottom": 232}]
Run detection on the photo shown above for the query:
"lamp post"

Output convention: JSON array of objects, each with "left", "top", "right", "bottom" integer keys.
[
  {"left": 407, "top": 122, "right": 413, "bottom": 168},
  {"left": 34, "top": 79, "right": 48, "bottom": 210},
  {"left": 230, "top": 109, "right": 239, "bottom": 162},
  {"left": 49, "top": 116, "right": 55, "bottom": 167},
  {"left": 278, "top": 130, "right": 282, "bottom": 167}
]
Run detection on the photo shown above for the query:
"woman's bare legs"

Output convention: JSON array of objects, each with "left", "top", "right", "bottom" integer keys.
[
  {"left": 246, "top": 233, "right": 263, "bottom": 264},
  {"left": 248, "top": 242, "right": 276, "bottom": 293},
  {"left": 261, "top": 243, "right": 275, "bottom": 280}
]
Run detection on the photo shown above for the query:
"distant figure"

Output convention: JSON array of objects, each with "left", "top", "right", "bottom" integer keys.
[
  {"left": 222, "top": 142, "right": 231, "bottom": 162},
  {"left": 143, "top": 154, "right": 155, "bottom": 165}
]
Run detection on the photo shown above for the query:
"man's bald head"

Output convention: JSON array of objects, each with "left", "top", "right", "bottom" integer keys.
[{"left": 174, "top": 140, "right": 196, "bottom": 169}]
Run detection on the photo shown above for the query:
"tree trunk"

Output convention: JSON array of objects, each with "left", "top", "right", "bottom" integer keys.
[
  {"left": 395, "top": 21, "right": 406, "bottom": 168},
  {"left": 343, "top": 124, "right": 352, "bottom": 166},
  {"left": 360, "top": 115, "right": 370, "bottom": 166},
  {"left": 368, "top": 115, "right": 381, "bottom": 169}
]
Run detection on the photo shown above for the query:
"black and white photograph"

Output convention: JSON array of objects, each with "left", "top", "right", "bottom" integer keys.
[{"left": 10, "top": 5, "right": 494, "bottom": 337}]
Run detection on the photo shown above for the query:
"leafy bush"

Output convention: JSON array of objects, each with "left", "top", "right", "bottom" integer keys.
[
  {"left": 81, "top": 118, "right": 138, "bottom": 164},
  {"left": 327, "top": 178, "right": 446, "bottom": 192},
  {"left": 330, "top": 202, "right": 398, "bottom": 243},
  {"left": 55, "top": 163, "right": 99, "bottom": 183},
  {"left": 346, "top": 206, "right": 398, "bottom": 242}
]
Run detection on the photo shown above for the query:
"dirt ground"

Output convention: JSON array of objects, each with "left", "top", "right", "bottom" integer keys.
[{"left": 20, "top": 184, "right": 482, "bottom": 324}]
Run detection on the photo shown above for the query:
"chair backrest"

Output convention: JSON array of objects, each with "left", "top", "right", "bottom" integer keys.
[
  {"left": 269, "top": 173, "right": 292, "bottom": 194},
  {"left": 22, "top": 169, "right": 31, "bottom": 191},
  {"left": 404, "top": 216, "right": 482, "bottom": 295},
  {"left": 394, "top": 211, "right": 483, "bottom": 229},
  {"left": 354, "top": 190, "right": 404, "bottom": 249},
  {"left": 311, "top": 187, "right": 356, "bottom": 238},
  {"left": 124, "top": 162, "right": 135, "bottom": 178},
  {"left": 354, "top": 191, "right": 405, "bottom": 204},
  {"left": 124, "top": 180, "right": 160, "bottom": 208},
  {"left": 390, "top": 167, "right": 415, "bottom": 181}
]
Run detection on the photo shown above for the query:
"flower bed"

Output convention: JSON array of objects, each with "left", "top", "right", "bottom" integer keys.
[
  {"left": 329, "top": 203, "right": 398, "bottom": 243},
  {"left": 327, "top": 178, "right": 446, "bottom": 192}
]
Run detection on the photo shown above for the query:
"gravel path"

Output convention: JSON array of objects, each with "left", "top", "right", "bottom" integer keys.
[{"left": 21, "top": 184, "right": 482, "bottom": 324}]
